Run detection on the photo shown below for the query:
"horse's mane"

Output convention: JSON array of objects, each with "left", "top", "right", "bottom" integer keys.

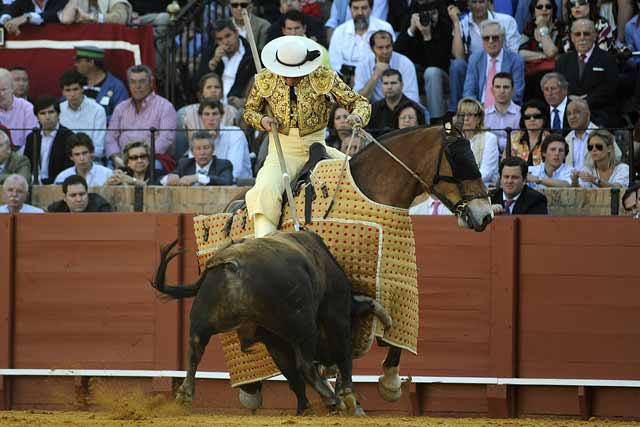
[{"left": 350, "top": 125, "right": 433, "bottom": 161}]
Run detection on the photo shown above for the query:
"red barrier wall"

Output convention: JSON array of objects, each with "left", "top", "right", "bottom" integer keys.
[{"left": 0, "top": 214, "right": 639, "bottom": 418}]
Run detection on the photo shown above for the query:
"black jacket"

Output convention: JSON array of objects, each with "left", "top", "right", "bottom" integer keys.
[
  {"left": 555, "top": 47, "right": 619, "bottom": 127},
  {"left": 490, "top": 185, "right": 548, "bottom": 215},
  {"left": 195, "top": 36, "right": 256, "bottom": 99},
  {"left": 175, "top": 156, "right": 233, "bottom": 186},
  {"left": 266, "top": 14, "right": 327, "bottom": 47},
  {"left": 394, "top": 22, "right": 453, "bottom": 73},
  {"left": 4, "top": 0, "right": 66, "bottom": 22},
  {"left": 24, "top": 126, "right": 74, "bottom": 185},
  {"left": 47, "top": 193, "right": 112, "bottom": 212}
]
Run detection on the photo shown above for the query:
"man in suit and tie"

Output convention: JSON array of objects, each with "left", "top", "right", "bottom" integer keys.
[
  {"left": 463, "top": 20, "right": 525, "bottom": 108},
  {"left": 163, "top": 131, "right": 233, "bottom": 186},
  {"left": 491, "top": 156, "right": 548, "bottom": 215},
  {"left": 24, "top": 95, "right": 74, "bottom": 185},
  {"left": 555, "top": 18, "right": 619, "bottom": 127},
  {"left": 541, "top": 72, "right": 570, "bottom": 135}
]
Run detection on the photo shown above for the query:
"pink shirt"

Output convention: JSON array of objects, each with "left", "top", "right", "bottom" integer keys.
[
  {"left": 105, "top": 92, "right": 177, "bottom": 158},
  {"left": 0, "top": 96, "right": 38, "bottom": 151}
]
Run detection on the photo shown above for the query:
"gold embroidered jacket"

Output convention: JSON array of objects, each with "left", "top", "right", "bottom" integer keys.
[{"left": 243, "top": 65, "right": 371, "bottom": 137}]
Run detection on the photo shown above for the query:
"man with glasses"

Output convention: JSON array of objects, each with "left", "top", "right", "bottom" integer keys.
[
  {"left": 448, "top": 0, "right": 520, "bottom": 116},
  {"left": 0, "top": 68, "right": 38, "bottom": 153},
  {"left": 106, "top": 64, "right": 177, "bottom": 171},
  {"left": 228, "top": 0, "right": 270, "bottom": 51},
  {"left": 555, "top": 18, "right": 619, "bottom": 127},
  {"left": 463, "top": 20, "right": 524, "bottom": 107},
  {"left": 622, "top": 182, "right": 640, "bottom": 218}
]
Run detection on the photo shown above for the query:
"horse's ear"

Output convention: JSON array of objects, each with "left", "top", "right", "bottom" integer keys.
[{"left": 443, "top": 119, "right": 464, "bottom": 141}]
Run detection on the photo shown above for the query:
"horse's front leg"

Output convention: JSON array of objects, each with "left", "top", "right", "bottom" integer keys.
[{"left": 378, "top": 346, "right": 402, "bottom": 402}]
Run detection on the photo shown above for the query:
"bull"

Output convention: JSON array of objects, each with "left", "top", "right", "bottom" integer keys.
[{"left": 152, "top": 230, "right": 391, "bottom": 415}]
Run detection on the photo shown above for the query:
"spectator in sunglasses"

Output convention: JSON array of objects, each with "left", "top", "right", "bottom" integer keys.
[
  {"left": 105, "top": 141, "right": 160, "bottom": 186},
  {"left": 507, "top": 99, "right": 550, "bottom": 165},
  {"left": 560, "top": 0, "right": 614, "bottom": 53},
  {"left": 622, "top": 182, "right": 640, "bottom": 218},
  {"left": 456, "top": 97, "right": 500, "bottom": 186},
  {"left": 228, "top": 0, "right": 270, "bottom": 51},
  {"left": 571, "top": 129, "right": 629, "bottom": 188},
  {"left": 527, "top": 133, "right": 572, "bottom": 188}
]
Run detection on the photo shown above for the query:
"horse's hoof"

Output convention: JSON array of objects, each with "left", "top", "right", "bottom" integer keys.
[
  {"left": 341, "top": 391, "right": 361, "bottom": 416},
  {"left": 378, "top": 366, "right": 402, "bottom": 402},
  {"left": 239, "top": 387, "right": 263, "bottom": 410}
]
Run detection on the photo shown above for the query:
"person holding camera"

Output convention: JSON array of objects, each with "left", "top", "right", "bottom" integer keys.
[{"left": 395, "top": 0, "right": 453, "bottom": 123}]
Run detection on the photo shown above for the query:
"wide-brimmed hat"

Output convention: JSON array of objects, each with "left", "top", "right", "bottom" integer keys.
[{"left": 261, "top": 36, "right": 323, "bottom": 77}]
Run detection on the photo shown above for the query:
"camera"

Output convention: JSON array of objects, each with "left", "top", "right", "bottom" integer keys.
[{"left": 419, "top": 11, "right": 432, "bottom": 26}]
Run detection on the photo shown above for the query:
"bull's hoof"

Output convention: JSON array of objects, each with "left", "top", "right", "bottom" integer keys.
[
  {"left": 239, "top": 387, "right": 263, "bottom": 410},
  {"left": 175, "top": 386, "right": 193, "bottom": 407},
  {"left": 378, "top": 366, "right": 402, "bottom": 402}
]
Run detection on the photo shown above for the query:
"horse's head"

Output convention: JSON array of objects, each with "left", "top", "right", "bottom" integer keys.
[{"left": 427, "top": 126, "right": 494, "bottom": 232}]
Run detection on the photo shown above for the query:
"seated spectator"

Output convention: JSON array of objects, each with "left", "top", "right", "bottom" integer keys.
[
  {"left": 507, "top": 99, "right": 550, "bottom": 165},
  {"left": 105, "top": 140, "right": 160, "bottom": 186},
  {"left": 560, "top": 0, "right": 615, "bottom": 53},
  {"left": 195, "top": 19, "right": 257, "bottom": 110},
  {"left": 555, "top": 18, "right": 619, "bottom": 127},
  {"left": 622, "top": 182, "right": 639, "bottom": 218},
  {"left": 484, "top": 72, "right": 521, "bottom": 154},
  {"left": 0, "top": 0, "right": 66, "bottom": 35},
  {"left": 54, "top": 133, "right": 113, "bottom": 186},
  {"left": 162, "top": 131, "right": 233, "bottom": 186},
  {"left": 0, "top": 68, "right": 38, "bottom": 153},
  {"left": 327, "top": 105, "right": 368, "bottom": 155},
  {"left": 463, "top": 20, "right": 525, "bottom": 107},
  {"left": 518, "top": 0, "right": 563, "bottom": 101},
  {"left": 571, "top": 129, "right": 629, "bottom": 188},
  {"left": 447, "top": 0, "right": 520, "bottom": 115},
  {"left": 564, "top": 98, "right": 598, "bottom": 170},
  {"left": 456, "top": 97, "right": 500, "bottom": 187},
  {"left": 328, "top": 0, "right": 395, "bottom": 75},
  {"left": 24, "top": 95, "right": 74, "bottom": 185},
  {"left": 355, "top": 30, "right": 419, "bottom": 103},
  {"left": 491, "top": 156, "right": 549, "bottom": 215},
  {"left": 58, "top": 69, "right": 107, "bottom": 162},
  {"left": 228, "top": 0, "right": 270, "bottom": 51},
  {"left": 73, "top": 46, "right": 129, "bottom": 121},
  {"left": 325, "top": 0, "right": 391, "bottom": 39},
  {"left": 0, "top": 174, "right": 43, "bottom": 213},
  {"left": 48, "top": 174, "right": 112, "bottom": 212},
  {"left": 106, "top": 64, "right": 177, "bottom": 171},
  {"left": 10, "top": 67, "right": 30, "bottom": 101},
  {"left": 185, "top": 99, "right": 252, "bottom": 182},
  {"left": 394, "top": 0, "right": 453, "bottom": 123},
  {"left": 0, "top": 128, "right": 31, "bottom": 185},
  {"left": 59, "top": 0, "right": 132, "bottom": 24},
  {"left": 409, "top": 194, "right": 454, "bottom": 215},
  {"left": 368, "top": 69, "right": 416, "bottom": 136},
  {"left": 266, "top": 1, "right": 327, "bottom": 46},
  {"left": 527, "top": 133, "right": 572, "bottom": 188},
  {"left": 624, "top": 7, "right": 640, "bottom": 68},
  {"left": 393, "top": 99, "right": 427, "bottom": 129},
  {"left": 541, "top": 71, "right": 570, "bottom": 133}
]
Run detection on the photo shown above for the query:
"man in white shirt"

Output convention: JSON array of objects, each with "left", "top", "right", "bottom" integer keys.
[
  {"left": 328, "top": 0, "right": 395, "bottom": 74},
  {"left": 325, "top": 0, "right": 389, "bottom": 40},
  {"left": 354, "top": 30, "right": 420, "bottom": 103},
  {"left": 527, "top": 134, "right": 572, "bottom": 189},
  {"left": 541, "top": 72, "right": 569, "bottom": 134},
  {"left": 54, "top": 133, "right": 113, "bottom": 186},
  {"left": 0, "top": 174, "right": 44, "bottom": 214},
  {"left": 447, "top": 0, "right": 520, "bottom": 114},
  {"left": 409, "top": 194, "right": 453, "bottom": 215},
  {"left": 58, "top": 69, "right": 107, "bottom": 162},
  {"left": 484, "top": 72, "right": 521, "bottom": 153},
  {"left": 564, "top": 99, "right": 596, "bottom": 171}
]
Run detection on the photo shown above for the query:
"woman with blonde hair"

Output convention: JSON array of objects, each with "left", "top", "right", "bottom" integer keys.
[
  {"left": 456, "top": 97, "right": 500, "bottom": 187},
  {"left": 571, "top": 129, "right": 629, "bottom": 188}
]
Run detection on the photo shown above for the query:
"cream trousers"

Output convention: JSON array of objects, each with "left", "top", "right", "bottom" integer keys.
[{"left": 246, "top": 128, "right": 345, "bottom": 226}]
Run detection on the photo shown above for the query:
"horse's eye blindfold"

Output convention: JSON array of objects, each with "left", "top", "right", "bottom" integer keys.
[{"left": 444, "top": 140, "right": 481, "bottom": 181}]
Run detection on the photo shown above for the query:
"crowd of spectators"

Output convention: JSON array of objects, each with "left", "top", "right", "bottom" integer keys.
[{"left": 1, "top": 0, "right": 639, "bottom": 216}]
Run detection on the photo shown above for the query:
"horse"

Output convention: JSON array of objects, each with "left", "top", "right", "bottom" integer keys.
[{"left": 236, "top": 124, "right": 494, "bottom": 407}]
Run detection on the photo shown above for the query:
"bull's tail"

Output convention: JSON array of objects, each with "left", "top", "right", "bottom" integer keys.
[{"left": 151, "top": 239, "right": 203, "bottom": 299}]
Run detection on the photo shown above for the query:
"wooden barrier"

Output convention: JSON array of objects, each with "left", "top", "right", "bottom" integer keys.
[
  {"left": 30, "top": 186, "right": 620, "bottom": 216},
  {"left": 0, "top": 214, "right": 639, "bottom": 418}
]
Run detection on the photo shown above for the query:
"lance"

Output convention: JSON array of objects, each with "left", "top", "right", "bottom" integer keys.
[{"left": 242, "top": 9, "right": 301, "bottom": 231}]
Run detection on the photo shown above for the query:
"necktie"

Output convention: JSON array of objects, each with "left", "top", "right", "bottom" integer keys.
[
  {"left": 431, "top": 200, "right": 441, "bottom": 216},
  {"left": 484, "top": 57, "right": 497, "bottom": 108},
  {"left": 578, "top": 54, "right": 586, "bottom": 79},
  {"left": 552, "top": 108, "right": 561, "bottom": 129},
  {"left": 504, "top": 199, "right": 515, "bottom": 214}
]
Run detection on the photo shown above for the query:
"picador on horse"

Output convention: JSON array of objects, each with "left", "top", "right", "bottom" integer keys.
[{"left": 152, "top": 30, "right": 495, "bottom": 415}]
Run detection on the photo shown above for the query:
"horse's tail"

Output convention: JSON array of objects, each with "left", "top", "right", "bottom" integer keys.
[{"left": 151, "top": 239, "right": 202, "bottom": 299}]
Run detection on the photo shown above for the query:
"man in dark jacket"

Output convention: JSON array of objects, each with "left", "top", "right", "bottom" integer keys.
[
  {"left": 24, "top": 95, "right": 74, "bottom": 185},
  {"left": 48, "top": 174, "right": 112, "bottom": 212},
  {"left": 491, "top": 157, "right": 548, "bottom": 215},
  {"left": 0, "top": 0, "right": 66, "bottom": 35}
]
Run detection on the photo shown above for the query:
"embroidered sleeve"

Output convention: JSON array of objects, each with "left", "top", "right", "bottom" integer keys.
[{"left": 330, "top": 73, "right": 372, "bottom": 126}]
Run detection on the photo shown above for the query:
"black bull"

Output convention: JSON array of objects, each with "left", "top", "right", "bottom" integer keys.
[{"left": 152, "top": 230, "right": 391, "bottom": 415}]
